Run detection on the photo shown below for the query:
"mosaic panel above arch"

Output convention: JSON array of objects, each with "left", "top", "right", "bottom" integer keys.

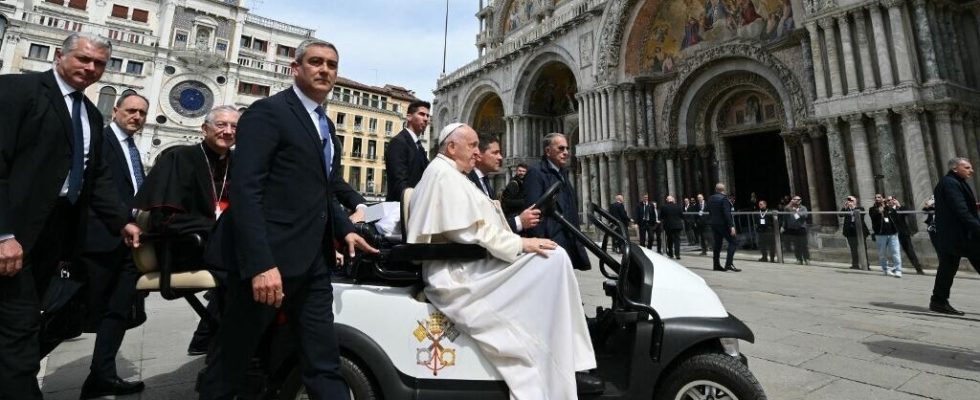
[
  {"left": 624, "top": 0, "right": 797, "bottom": 76},
  {"left": 499, "top": 0, "right": 568, "bottom": 36}
]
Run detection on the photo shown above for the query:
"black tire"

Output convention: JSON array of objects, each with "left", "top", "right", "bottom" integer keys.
[
  {"left": 655, "top": 352, "right": 767, "bottom": 400},
  {"left": 278, "top": 356, "right": 378, "bottom": 400}
]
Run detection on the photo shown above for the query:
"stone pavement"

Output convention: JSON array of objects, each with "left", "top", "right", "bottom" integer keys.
[{"left": 41, "top": 249, "right": 980, "bottom": 399}]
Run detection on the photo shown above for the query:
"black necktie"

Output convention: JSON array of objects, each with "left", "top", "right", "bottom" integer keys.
[
  {"left": 481, "top": 176, "right": 493, "bottom": 198},
  {"left": 417, "top": 140, "right": 427, "bottom": 161},
  {"left": 67, "top": 92, "right": 85, "bottom": 203}
]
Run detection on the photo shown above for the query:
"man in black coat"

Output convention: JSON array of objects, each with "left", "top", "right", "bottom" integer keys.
[
  {"left": 890, "top": 198, "right": 924, "bottom": 274},
  {"left": 634, "top": 194, "right": 661, "bottom": 251},
  {"left": 197, "top": 40, "right": 377, "bottom": 399},
  {"left": 708, "top": 183, "right": 740, "bottom": 272},
  {"left": 755, "top": 200, "right": 777, "bottom": 263},
  {"left": 524, "top": 133, "right": 590, "bottom": 270},
  {"left": 609, "top": 194, "right": 630, "bottom": 252},
  {"left": 661, "top": 196, "right": 685, "bottom": 259},
  {"left": 840, "top": 196, "right": 869, "bottom": 269},
  {"left": 930, "top": 157, "right": 980, "bottom": 315},
  {"left": 690, "top": 194, "right": 709, "bottom": 254},
  {"left": 501, "top": 163, "right": 529, "bottom": 217},
  {"left": 0, "top": 33, "right": 141, "bottom": 400},
  {"left": 78, "top": 93, "right": 150, "bottom": 398},
  {"left": 384, "top": 100, "right": 430, "bottom": 201}
]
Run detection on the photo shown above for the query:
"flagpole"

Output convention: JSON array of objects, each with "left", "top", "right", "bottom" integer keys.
[{"left": 442, "top": 0, "right": 449, "bottom": 75}]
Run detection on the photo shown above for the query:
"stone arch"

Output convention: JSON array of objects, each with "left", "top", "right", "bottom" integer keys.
[
  {"left": 662, "top": 42, "right": 807, "bottom": 147},
  {"left": 593, "top": 0, "right": 643, "bottom": 84},
  {"left": 511, "top": 47, "right": 581, "bottom": 115},
  {"left": 689, "top": 73, "right": 786, "bottom": 146},
  {"left": 459, "top": 80, "right": 506, "bottom": 124}
]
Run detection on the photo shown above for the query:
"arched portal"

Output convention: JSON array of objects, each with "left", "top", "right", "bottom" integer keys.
[{"left": 515, "top": 61, "right": 578, "bottom": 160}]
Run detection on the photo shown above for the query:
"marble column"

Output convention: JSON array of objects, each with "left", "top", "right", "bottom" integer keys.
[
  {"left": 698, "top": 146, "right": 713, "bottom": 193},
  {"left": 929, "top": 2, "right": 950, "bottom": 81},
  {"left": 651, "top": 152, "right": 664, "bottom": 198},
  {"left": 952, "top": 111, "right": 969, "bottom": 159},
  {"left": 965, "top": 113, "right": 980, "bottom": 190},
  {"left": 837, "top": 14, "right": 861, "bottom": 95},
  {"left": 945, "top": 7, "right": 967, "bottom": 84},
  {"left": 580, "top": 156, "right": 591, "bottom": 224},
  {"left": 609, "top": 153, "right": 622, "bottom": 203},
  {"left": 618, "top": 154, "right": 629, "bottom": 205},
  {"left": 868, "top": 3, "right": 896, "bottom": 87},
  {"left": 884, "top": 0, "right": 915, "bottom": 83},
  {"left": 664, "top": 150, "right": 676, "bottom": 198},
  {"left": 576, "top": 94, "right": 586, "bottom": 145},
  {"left": 601, "top": 88, "right": 612, "bottom": 141},
  {"left": 806, "top": 22, "right": 828, "bottom": 99},
  {"left": 853, "top": 11, "right": 878, "bottom": 90},
  {"left": 933, "top": 106, "right": 956, "bottom": 164},
  {"left": 644, "top": 86, "right": 656, "bottom": 147},
  {"left": 634, "top": 86, "right": 647, "bottom": 147},
  {"left": 625, "top": 154, "right": 637, "bottom": 213},
  {"left": 911, "top": 0, "right": 940, "bottom": 82},
  {"left": 623, "top": 84, "right": 636, "bottom": 147},
  {"left": 819, "top": 18, "right": 844, "bottom": 97},
  {"left": 580, "top": 93, "right": 591, "bottom": 144},
  {"left": 637, "top": 152, "right": 650, "bottom": 199},
  {"left": 599, "top": 154, "right": 610, "bottom": 210},
  {"left": 589, "top": 155, "right": 600, "bottom": 217},
  {"left": 614, "top": 87, "right": 626, "bottom": 141},
  {"left": 781, "top": 134, "right": 798, "bottom": 196},
  {"left": 801, "top": 132, "right": 823, "bottom": 211},
  {"left": 873, "top": 110, "right": 906, "bottom": 201},
  {"left": 822, "top": 121, "right": 853, "bottom": 205},
  {"left": 844, "top": 114, "right": 876, "bottom": 208},
  {"left": 896, "top": 106, "right": 931, "bottom": 227},
  {"left": 591, "top": 92, "right": 600, "bottom": 142}
]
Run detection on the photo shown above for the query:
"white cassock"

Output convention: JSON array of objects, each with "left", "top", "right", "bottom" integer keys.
[{"left": 407, "top": 154, "right": 596, "bottom": 400}]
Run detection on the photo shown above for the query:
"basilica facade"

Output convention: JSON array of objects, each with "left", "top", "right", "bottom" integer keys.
[{"left": 434, "top": 0, "right": 980, "bottom": 229}]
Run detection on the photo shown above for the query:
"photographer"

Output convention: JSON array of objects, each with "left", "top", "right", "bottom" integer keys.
[{"left": 840, "top": 196, "right": 869, "bottom": 270}]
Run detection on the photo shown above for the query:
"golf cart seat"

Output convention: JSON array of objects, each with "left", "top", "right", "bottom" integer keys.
[
  {"left": 132, "top": 210, "right": 216, "bottom": 321},
  {"left": 344, "top": 187, "right": 486, "bottom": 284}
]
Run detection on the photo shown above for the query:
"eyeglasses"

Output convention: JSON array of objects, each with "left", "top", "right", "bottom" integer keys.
[{"left": 553, "top": 146, "right": 569, "bottom": 152}]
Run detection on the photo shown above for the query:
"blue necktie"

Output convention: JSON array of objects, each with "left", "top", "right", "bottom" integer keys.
[
  {"left": 125, "top": 136, "right": 145, "bottom": 189},
  {"left": 314, "top": 106, "right": 332, "bottom": 177},
  {"left": 67, "top": 92, "right": 85, "bottom": 203}
]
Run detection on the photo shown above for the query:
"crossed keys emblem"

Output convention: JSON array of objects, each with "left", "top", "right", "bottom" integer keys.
[{"left": 413, "top": 311, "right": 460, "bottom": 376}]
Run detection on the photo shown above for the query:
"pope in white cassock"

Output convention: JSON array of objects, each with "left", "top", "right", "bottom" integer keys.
[{"left": 406, "top": 123, "right": 599, "bottom": 399}]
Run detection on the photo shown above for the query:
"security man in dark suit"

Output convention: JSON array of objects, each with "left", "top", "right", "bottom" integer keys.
[
  {"left": 466, "top": 132, "right": 540, "bottom": 233},
  {"left": 524, "top": 133, "right": 590, "bottom": 270},
  {"left": 661, "top": 196, "right": 685, "bottom": 259},
  {"left": 930, "top": 157, "right": 980, "bottom": 315},
  {"left": 634, "top": 194, "right": 660, "bottom": 251},
  {"left": 384, "top": 100, "right": 430, "bottom": 201},
  {"left": 0, "top": 33, "right": 141, "bottom": 400},
  {"left": 197, "top": 39, "right": 377, "bottom": 399},
  {"left": 708, "top": 183, "right": 740, "bottom": 272},
  {"left": 609, "top": 194, "right": 630, "bottom": 252},
  {"left": 78, "top": 93, "right": 150, "bottom": 398}
]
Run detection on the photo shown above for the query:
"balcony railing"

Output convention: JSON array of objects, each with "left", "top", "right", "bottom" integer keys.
[
  {"left": 246, "top": 13, "right": 315, "bottom": 37},
  {"left": 23, "top": 11, "right": 153, "bottom": 46},
  {"left": 350, "top": 152, "right": 362, "bottom": 159},
  {"left": 353, "top": 124, "right": 363, "bottom": 132},
  {"left": 366, "top": 154, "right": 377, "bottom": 160}
]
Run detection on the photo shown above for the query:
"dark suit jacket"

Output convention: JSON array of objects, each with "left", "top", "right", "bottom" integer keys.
[
  {"left": 840, "top": 207, "right": 869, "bottom": 238},
  {"left": 205, "top": 87, "right": 354, "bottom": 280},
  {"left": 934, "top": 171, "right": 980, "bottom": 255},
  {"left": 707, "top": 193, "right": 734, "bottom": 228},
  {"left": 609, "top": 202, "right": 629, "bottom": 226},
  {"left": 500, "top": 177, "right": 525, "bottom": 216},
  {"left": 0, "top": 70, "right": 127, "bottom": 258},
  {"left": 384, "top": 129, "right": 427, "bottom": 201},
  {"left": 524, "top": 159, "right": 590, "bottom": 270},
  {"left": 634, "top": 202, "right": 659, "bottom": 224},
  {"left": 661, "top": 203, "right": 685, "bottom": 231},
  {"left": 468, "top": 170, "right": 520, "bottom": 232},
  {"left": 84, "top": 126, "right": 140, "bottom": 253}
]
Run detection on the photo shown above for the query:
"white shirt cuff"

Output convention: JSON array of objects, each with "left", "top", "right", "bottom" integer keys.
[{"left": 514, "top": 216, "right": 523, "bottom": 232}]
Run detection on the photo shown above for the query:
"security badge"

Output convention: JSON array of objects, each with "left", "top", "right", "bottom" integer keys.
[{"left": 414, "top": 311, "right": 461, "bottom": 376}]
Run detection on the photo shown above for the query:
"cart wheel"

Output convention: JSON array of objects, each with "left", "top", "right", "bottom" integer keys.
[
  {"left": 279, "top": 356, "right": 377, "bottom": 400},
  {"left": 656, "top": 352, "right": 766, "bottom": 400}
]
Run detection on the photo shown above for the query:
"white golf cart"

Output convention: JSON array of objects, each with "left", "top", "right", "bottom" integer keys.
[{"left": 274, "top": 182, "right": 767, "bottom": 399}]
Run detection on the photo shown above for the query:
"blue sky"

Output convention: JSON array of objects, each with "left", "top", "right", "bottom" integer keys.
[{"left": 249, "top": 0, "right": 481, "bottom": 101}]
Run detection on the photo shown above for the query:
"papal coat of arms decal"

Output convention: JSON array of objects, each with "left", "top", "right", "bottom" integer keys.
[{"left": 413, "top": 311, "right": 461, "bottom": 376}]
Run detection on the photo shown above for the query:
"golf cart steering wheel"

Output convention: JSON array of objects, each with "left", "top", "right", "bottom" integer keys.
[{"left": 529, "top": 181, "right": 562, "bottom": 216}]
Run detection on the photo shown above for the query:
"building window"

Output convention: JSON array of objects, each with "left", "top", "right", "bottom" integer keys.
[
  {"left": 338, "top": 135, "right": 345, "bottom": 151},
  {"left": 125, "top": 61, "right": 143, "bottom": 75},
  {"left": 352, "top": 138, "right": 363, "bottom": 158},
  {"left": 342, "top": 89, "right": 351, "bottom": 103},
  {"left": 237, "top": 81, "right": 270, "bottom": 97},
  {"left": 368, "top": 118, "right": 377, "bottom": 134},
  {"left": 336, "top": 112, "right": 346, "bottom": 126},
  {"left": 367, "top": 140, "right": 377, "bottom": 160},
  {"left": 380, "top": 96, "right": 388, "bottom": 110},
  {"left": 366, "top": 169, "right": 376, "bottom": 193},
  {"left": 96, "top": 86, "right": 116, "bottom": 122},
  {"left": 392, "top": 104, "right": 399, "bottom": 113},
  {"left": 28, "top": 43, "right": 50, "bottom": 60},
  {"left": 173, "top": 30, "right": 188, "bottom": 49},
  {"left": 349, "top": 167, "right": 361, "bottom": 191},
  {"left": 110, "top": 4, "right": 128, "bottom": 18},
  {"left": 353, "top": 115, "right": 363, "bottom": 131},
  {"left": 107, "top": 57, "right": 123, "bottom": 72},
  {"left": 67, "top": 0, "right": 87, "bottom": 10},
  {"left": 252, "top": 38, "right": 267, "bottom": 52},
  {"left": 240, "top": 35, "right": 252, "bottom": 49},
  {"left": 370, "top": 95, "right": 379, "bottom": 108},
  {"left": 132, "top": 9, "right": 148, "bottom": 23},
  {"left": 276, "top": 45, "right": 295, "bottom": 58},
  {"left": 381, "top": 171, "right": 387, "bottom": 194},
  {"left": 384, "top": 120, "right": 393, "bottom": 135}
]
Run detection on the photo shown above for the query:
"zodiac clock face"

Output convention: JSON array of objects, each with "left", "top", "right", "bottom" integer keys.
[{"left": 168, "top": 80, "right": 214, "bottom": 118}]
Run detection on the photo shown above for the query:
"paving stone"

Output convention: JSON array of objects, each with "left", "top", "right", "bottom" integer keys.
[
  {"left": 898, "top": 372, "right": 980, "bottom": 400},
  {"left": 800, "top": 353, "right": 920, "bottom": 389}
]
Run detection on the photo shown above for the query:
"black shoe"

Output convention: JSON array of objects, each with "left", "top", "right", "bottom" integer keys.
[
  {"left": 769, "top": 258, "right": 776, "bottom": 263},
  {"left": 929, "top": 302, "right": 965, "bottom": 316},
  {"left": 725, "top": 265, "right": 742, "bottom": 272},
  {"left": 713, "top": 266, "right": 727, "bottom": 272},
  {"left": 675, "top": 256, "right": 682, "bottom": 260},
  {"left": 575, "top": 371, "right": 605, "bottom": 394},
  {"left": 758, "top": 257, "right": 768, "bottom": 262},
  {"left": 699, "top": 251, "right": 707, "bottom": 256},
  {"left": 187, "top": 343, "right": 209, "bottom": 356},
  {"left": 80, "top": 375, "right": 145, "bottom": 399}
]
